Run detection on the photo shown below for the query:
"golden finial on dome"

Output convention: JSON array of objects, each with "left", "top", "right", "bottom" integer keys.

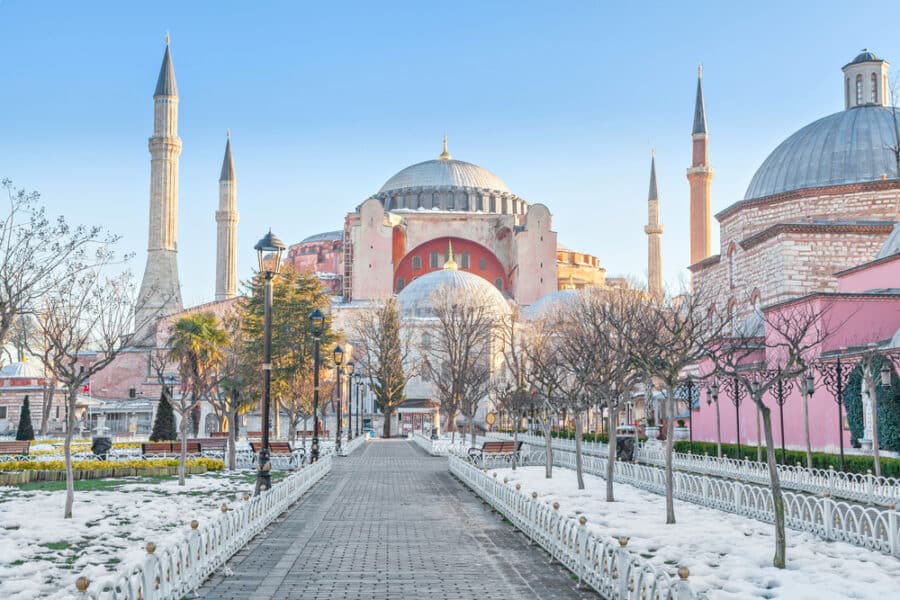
[
  {"left": 443, "top": 240, "right": 458, "bottom": 270},
  {"left": 439, "top": 133, "right": 451, "bottom": 160}
]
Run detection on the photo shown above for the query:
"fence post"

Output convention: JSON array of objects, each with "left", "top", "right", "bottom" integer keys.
[
  {"left": 889, "top": 503, "right": 898, "bottom": 557},
  {"left": 615, "top": 537, "right": 630, "bottom": 599},
  {"left": 866, "top": 470, "right": 874, "bottom": 505},
  {"left": 142, "top": 542, "right": 160, "bottom": 600},
  {"left": 823, "top": 492, "right": 833, "bottom": 540},
  {"left": 672, "top": 567, "right": 697, "bottom": 600},
  {"left": 702, "top": 473, "right": 710, "bottom": 499},
  {"left": 75, "top": 576, "right": 90, "bottom": 597},
  {"left": 733, "top": 480, "right": 743, "bottom": 515}
]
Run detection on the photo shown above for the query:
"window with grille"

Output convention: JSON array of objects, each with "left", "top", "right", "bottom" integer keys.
[
  {"left": 479, "top": 257, "right": 486, "bottom": 270},
  {"left": 397, "top": 277, "right": 405, "bottom": 290},
  {"left": 461, "top": 252, "right": 470, "bottom": 268},
  {"left": 856, "top": 74, "right": 864, "bottom": 105},
  {"left": 871, "top": 73, "right": 878, "bottom": 103},
  {"left": 430, "top": 251, "right": 439, "bottom": 268},
  {"left": 412, "top": 255, "right": 422, "bottom": 270}
]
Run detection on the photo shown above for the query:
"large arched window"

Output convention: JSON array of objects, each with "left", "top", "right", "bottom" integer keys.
[
  {"left": 856, "top": 74, "right": 864, "bottom": 105},
  {"left": 871, "top": 73, "right": 878, "bottom": 103},
  {"left": 412, "top": 255, "right": 422, "bottom": 270},
  {"left": 845, "top": 78, "right": 850, "bottom": 108}
]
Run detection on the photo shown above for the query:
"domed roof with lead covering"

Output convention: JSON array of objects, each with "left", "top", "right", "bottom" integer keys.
[
  {"left": 379, "top": 158, "right": 509, "bottom": 194},
  {"left": 0, "top": 361, "right": 45, "bottom": 379},
  {"left": 396, "top": 268, "right": 511, "bottom": 319},
  {"left": 743, "top": 106, "right": 900, "bottom": 201}
]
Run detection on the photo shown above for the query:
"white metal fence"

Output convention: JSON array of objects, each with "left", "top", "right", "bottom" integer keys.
[
  {"left": 338, "top": 434, "right": 367, "bottom": 456},
  {"left": 510, "top": 433, "right": 900, "bottom": 508},
  {"left": 529, "top": 446, "right": 900, "bottom": 558},
  {"left": 78, "top": 455, "right": 333, "bottom": 599},
  {"left": 450, "top": 455, "right": 699, "bottom": 599}
]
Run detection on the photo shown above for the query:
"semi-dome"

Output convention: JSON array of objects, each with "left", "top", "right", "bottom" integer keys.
[
  {"left": 0, "top": 361, "right": 45, "bottom": 379},
  {"left": 379, "top": 158, "right": 509, "bottom": 194},
  {"left": 396, "top": 268, "right": 511, "bottom": 319},
  {"left": 744, "top": 106, "right": 900, "bottom": 201},
  {"left": 522, "top": 288, "right": 581, "bottom": 321}
]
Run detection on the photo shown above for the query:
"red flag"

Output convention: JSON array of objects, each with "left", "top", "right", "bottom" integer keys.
[{"left": 82, "top": 382, "right": 91, "bottom": 394}]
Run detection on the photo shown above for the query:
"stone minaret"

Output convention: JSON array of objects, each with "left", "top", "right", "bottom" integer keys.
[
  {"left": 645, "top": 151, "right": 664, "bottom": 299},
  {"left": 215, "top": 132, "right": 239, "bottom": 301},
  {"left": 687, "top": 64, "right": 713, "bottom": 265},
  {"left": 134, "top": 37, "right": 184, "bottom": 345}
]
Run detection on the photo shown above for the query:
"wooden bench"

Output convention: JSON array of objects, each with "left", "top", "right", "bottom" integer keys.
[
  {"left": 190, "top": 438, "right": 227, "bottom": 455},
  {"left": 467, "top": 440, "right": 523, "bottom": 464},
  {"left": 141, "top": 441, "right": 202, "bottom": 458},
  {"left": 0, "top": 440, "right": 31, "bottom": 460},
  {"left": 210, "top": 431, "right": 230, "bottom": 438},
  {"left": 249, "top": 441, "right": 304, "bottom": 465}
]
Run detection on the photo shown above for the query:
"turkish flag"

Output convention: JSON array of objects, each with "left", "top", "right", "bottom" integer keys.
[{"left": 82, "top": 382, "right": 91, "bottom": 394}]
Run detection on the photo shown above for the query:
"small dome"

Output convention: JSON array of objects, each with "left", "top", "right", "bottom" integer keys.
[
  {"left": 846, "top": 50, "right": 883, "bottom": 66},
  {"left": 379, "top": 159, "right": 509, "bottom": 194},
  {"left": 0, "top": 361, "right": 45, "bottom": 379},
  {"left": 744, "top": 106, "right": 900, "bottom": 201},
  {"left": 522, "top": 289, "right": 582, "bottom": 321},
  {"left": 301, "top": 231, "right": 342, "bottom": 244},
  {"left": 876, "top": 224, "right": 900, "bottom": 259},
  {"left": 396, "top": 269, "right": 511, "bottom": 319}
]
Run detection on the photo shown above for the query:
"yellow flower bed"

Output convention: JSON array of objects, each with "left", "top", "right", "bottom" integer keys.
[{"left": 0, "top": 457, "right": 224, "bottom": 472}]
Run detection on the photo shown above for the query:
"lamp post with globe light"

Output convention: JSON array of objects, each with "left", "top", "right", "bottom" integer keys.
[
  {"left": 333, "top": 346, "right": 344, "bottom": 454},
  {"left": 253, "top": 230, "right": 285, "bottom": 495},
  {"left": 346, "top": 360, "right": 355, "bottom": 440}
]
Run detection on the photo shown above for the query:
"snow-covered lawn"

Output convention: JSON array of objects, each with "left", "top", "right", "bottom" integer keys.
[
  {"left": 0, "top": 471, "right": 263, "bottom": 599},
  {"left": 491, "top": 466, "right": 900, "bottom": 600}
]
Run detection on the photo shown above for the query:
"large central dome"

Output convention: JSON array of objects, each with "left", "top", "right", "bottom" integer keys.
[
  {"left": 397, "top": 268, "right": 511, "bottom": 319},
  {"left": 379, "top": 158, "right": 509, "bottom": 194},
  {"left": 744, "top": 106, "right": 900, "bottom": 201}
]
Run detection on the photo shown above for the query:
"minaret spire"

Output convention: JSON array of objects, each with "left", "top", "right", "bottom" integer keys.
[
  {"left": 645, "top": 151, "right": 664, "bottom": 299},
  {"left": 135, "top": 39, "right": 184, "bottom": 345},
  {"left": 216, "top": 132, "right": 239, "bottom": 301},
  {"left": 687, "top": 63, "right": 714, "bottom": 266}
]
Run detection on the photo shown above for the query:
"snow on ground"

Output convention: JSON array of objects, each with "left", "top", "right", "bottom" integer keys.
[
  {"left": 0, "top": 471, "right": 258, "bottom": 600},
  {"left": 491, "top": 466, "right": 900, "bottom": 600}
]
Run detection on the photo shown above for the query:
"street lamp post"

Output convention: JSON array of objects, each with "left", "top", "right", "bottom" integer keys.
[
  {"left": 682, "top": 377, "right": 695, "bottom": 454},
  {"left": 309, "top": 309, "right": 325, "bottom": 462},
  {"left": 253, "top": 230, "right": 285, "bottom": 496},
  {"left": 818, "top": 349, "right": 854, "bottom": 471},
  {"left": 333, "top": 345, "right": 344, "bottom": 454},
  {"left": 355, "top": 372, "right": 362, "bottom": 437},
  {"left": 707, "top": 381, "right": 722, "bottom": 458},
  {"left": 346, "top": 361, "right": 355, "bottom": 440}
]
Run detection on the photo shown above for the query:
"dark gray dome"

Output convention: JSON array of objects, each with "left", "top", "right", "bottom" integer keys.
[
  {"left": 744, "top": 106, "right": 900, "bottom": 201},
  {"left": 846, "top": 50, "right": 883, "bottom": 66}
]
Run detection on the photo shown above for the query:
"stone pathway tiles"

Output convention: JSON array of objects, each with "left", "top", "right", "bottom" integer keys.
[{"left": 198, "top": 440, "right": 597, "bottom": 600}]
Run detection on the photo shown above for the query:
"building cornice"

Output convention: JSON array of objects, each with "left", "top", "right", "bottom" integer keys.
[
  {"left": 738, "top": 221, "right": 896, "bottom": 251},
  {"left": 716, "top": 178, "right": 900, "bottom": 222},
  {"left": 688, "top": 253, "right": 721, "bottom": 273}
]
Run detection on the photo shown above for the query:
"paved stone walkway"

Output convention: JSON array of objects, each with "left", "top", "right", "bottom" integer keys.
[{"left": 198, "top": 440, "right": 596, "bottom": 599}]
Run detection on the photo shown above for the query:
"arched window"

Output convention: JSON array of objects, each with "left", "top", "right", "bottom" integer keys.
[
  {"left": 397, "top": 277, "right": 405, "bottom": 291},
  {"left": 856, "top": 74, "right": 864, "bottom": 105},
  {"left": 871, "top": 73, "right": 878, "bottom": 103},
  {"left": 729, "top": 301, "right": 738, "bottom": 334},
  {"left": 412, "top": 255, "right": 421, "bottom": 270},
  {"left": 430, "top": 251, "right": 439, "bottom": 268},
  {"left": 494, "top": 278, "right": 503, "bottom": 290},
  {"left": 461, "top": 252, "right": 470, "bottom": 269},
  {"left": 479, "top": 257, "right": 487, "bottom": 271},
  {"left": 845, "top": 77, "right": 850, "bottom": 108},
  {"left": 422, "top": 332, "right": 431, "bottom": 351}
]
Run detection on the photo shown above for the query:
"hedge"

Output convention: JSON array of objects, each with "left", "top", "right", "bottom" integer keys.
[
  {"left": 673, "top": 440, "right": 900, "bottom": 478},
  {"left": 0, "top": 457, "right": 224, "bottom": 472}
]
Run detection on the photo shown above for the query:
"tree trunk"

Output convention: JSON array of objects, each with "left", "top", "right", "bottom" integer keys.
[
  {"left": 715, "top": 399, "right": 722, "bottom": 458},
  {"left": 288, "top": 415, "right": 297, "bottom": 444},
  {"left": 382, "top": 408, "right": 392, "bottom": 438},
  {"left": 63, "top": 387, "right": 77, "bottom": 519},
  {"left": 512, "top": 421, "right": 519, "bottom": 471},
  {"left": 470, "top": 415, "right": 476, "bottom": 447},
  {"left": 574, "top": 411, "right": 584, "bottom": 490},
  {"left": 178, "top": 407, "right": 188, "bottom": 486},
  {"left": 756, "top": 403, "right": 763, "bottom": 463},
  {"left": 664, "top": 392, "right": 676, "bottom": 524},
  {"left": 866, "top": 369, "right": 882, "bottom": 477},
  {"left": 760, "top": 405, "right": 786, "bottom": 568},
  {"left": 802, "top": 389, "right": 813, "bottom": 470},
  {"left": 542, "top": 415, "right": 553, "bottom": 478},
  {"left": 606, "top": 405, "right": 616, "bottom": 502},
  {"left": 40, "top": 383, "right": 56, "bottom": 436},
  {"left": 227, "top": 405, "right": 236, "bottom": 471}
]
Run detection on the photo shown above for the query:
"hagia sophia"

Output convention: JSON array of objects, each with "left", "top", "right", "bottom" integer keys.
[{"left": 1, "top": 43, "right": 897, "bottom": 454}]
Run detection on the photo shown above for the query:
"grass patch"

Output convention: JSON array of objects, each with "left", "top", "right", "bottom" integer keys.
[
  {"left": 15, "top": 475, "right": 176, "bottom": 493},
  {"left": 41, "top": 541, "right": 72, "bottom": 551}
]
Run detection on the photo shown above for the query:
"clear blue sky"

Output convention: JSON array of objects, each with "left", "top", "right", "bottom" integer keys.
[{"left": 2, "top": 1, "right": 898, "bottom": 305}]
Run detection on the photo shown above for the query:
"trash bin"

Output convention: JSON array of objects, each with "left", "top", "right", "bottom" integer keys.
[
  {"left": 615, "top": 436, "right": 635, "bottom": 462},
  {"left": 92, "top": 436, "right": 113, "bottom": 460}
]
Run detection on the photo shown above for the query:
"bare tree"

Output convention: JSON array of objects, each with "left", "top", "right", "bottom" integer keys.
[
  {"left": 494, "top": 308, "right": 534, "bottom": 470},
  {"left": 523, "top": 318, "right": 565, "bottom": 478},
  {"left": 350, "top": 298, "right": 414, "bottom": 438},
  {"left": 35, "top": 264, "right": 145, "bottom": 518},
  {"left": 627, "top": 286, "right": 724, "bottom": 524},
  {"left": 424, "top": 287, "right": 498, "bottom": 446},
  {"left": 0, "top": 179, "right": 117, "bottom": 354},
  {"left": 708, "top": 301, "right": 834, "bottom": 568}
]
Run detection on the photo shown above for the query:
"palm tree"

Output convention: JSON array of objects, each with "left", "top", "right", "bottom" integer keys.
[{"left": 168, "top": 312, "right": 229, "bottom": 485}]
